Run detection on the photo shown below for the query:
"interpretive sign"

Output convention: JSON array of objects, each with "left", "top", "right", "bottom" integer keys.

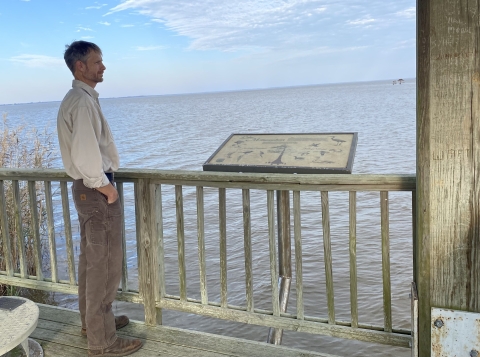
[{"left": 203, "top": 133, "right": 357, "bottom": 174}]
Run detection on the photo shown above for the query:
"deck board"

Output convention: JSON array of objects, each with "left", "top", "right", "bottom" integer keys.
[{"left": 25, "top": 304, "right": 339, "bottom": 357}]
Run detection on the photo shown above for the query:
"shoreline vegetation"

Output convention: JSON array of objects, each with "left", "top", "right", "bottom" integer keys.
[{"left": 0, "top": 113, "right": 57, "bottom": 305}]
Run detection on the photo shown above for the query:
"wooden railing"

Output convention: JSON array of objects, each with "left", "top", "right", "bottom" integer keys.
[{"left": 0, "top": 168, "right": 415, "bottom": 349}]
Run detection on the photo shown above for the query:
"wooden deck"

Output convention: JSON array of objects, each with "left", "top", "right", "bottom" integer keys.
[{"left": 28, "top": 304, "right": 338, "bottom": 357}]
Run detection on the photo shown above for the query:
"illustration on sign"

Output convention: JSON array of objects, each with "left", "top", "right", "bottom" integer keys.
[{"left": 203, "top": 133, "right": 357, "bottom": 174}]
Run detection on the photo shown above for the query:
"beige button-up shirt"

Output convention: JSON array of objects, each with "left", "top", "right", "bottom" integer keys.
[{"left": 57, "top": 80, "right": 119, "bottom": 188}]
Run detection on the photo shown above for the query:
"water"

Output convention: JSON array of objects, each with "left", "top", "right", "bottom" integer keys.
[{"left": 1, "top": 79, "right": 416, "bottom": 356}]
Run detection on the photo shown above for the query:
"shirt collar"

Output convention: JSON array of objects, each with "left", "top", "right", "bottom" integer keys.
[{"left": 72, "top": 80, "right": 99, "bottom": 99}]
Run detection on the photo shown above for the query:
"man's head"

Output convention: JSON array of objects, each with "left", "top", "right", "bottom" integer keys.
[{"left": 64, "top": 41, "right": 106, "bottom": 88}]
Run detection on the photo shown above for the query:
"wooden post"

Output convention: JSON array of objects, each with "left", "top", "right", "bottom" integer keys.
[
  {"left": 135, "top": 179, "right": 160, "bottom": 326},
  {"left": 417, "top": 0, "right": 480, "bottom": 355}
]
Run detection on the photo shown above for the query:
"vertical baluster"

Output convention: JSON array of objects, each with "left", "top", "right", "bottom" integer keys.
[
  {"left": 13, "top": 180, "right": 27, "bottom": 277},
  {"left": 134, "top": 181, "right": 141, "bottom": 294},
  {"left": 267, "top": 190, "right": 280, "bottom": 316},
  {"left": 0, "top": 181, "right": 13, "bottom": 276},
  {"left": 175, "top": 185, "right": 187, "bottom": 301},
  {"left": 45, "top": 181, "right": 58, "bottom": 283},
  {"left": 116, "top": 182, "right": 128, "bottom": 292},
  {"left": 381, "top": 191, "right": 392, "bottom": 332},
  {"left": 156, "top": 184, "right": 165, "bottom": 301},
  {"left": 219, "top": 188, "right": 228, "bottom": 308},
  {"left": 349, "top": 191, "right": 358, "bottom": 328},
  {"left": 321, "top": 191, "right": 335, "bottom": 324},
  {"left": 242, "top": 189, "right": 254, "bottom": 312},
  {"left": 155, "top": 184, "right": 164, "bottom": 325},
  {"left": 293, "top": 191, "right": 304, "bottom": 320},
  {"left": 61, "top": 181, "right": 76, "bottom": 285},
  {"left": 412, "top": 190, "right": 417, "bottom": 280},
  {"left": 28, "top": 181, "right": 43, "bottom": 281},
  {"left": 196, "top": 186, "right": 208, "bottom": 304}
]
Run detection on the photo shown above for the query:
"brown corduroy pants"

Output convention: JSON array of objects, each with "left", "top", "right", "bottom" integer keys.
[{"left": 72, "top": 179, "right": 123, "bottom": 350}]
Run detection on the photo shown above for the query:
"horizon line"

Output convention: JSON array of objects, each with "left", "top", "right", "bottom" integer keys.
[{"left": 0, "top": 77, "right": 416, "bottom": 107}]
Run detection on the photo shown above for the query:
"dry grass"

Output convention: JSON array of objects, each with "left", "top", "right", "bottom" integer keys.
[{"left": 0, "top": 112, "right": 57, "bottom": 304}]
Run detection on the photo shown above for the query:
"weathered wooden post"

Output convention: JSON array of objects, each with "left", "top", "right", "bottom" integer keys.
[
  {"left": 135, "top": 179, "right": 161, "bottom": 326},
  {"left": 417, "top": 0, "right": 480, "bottom": 355}
]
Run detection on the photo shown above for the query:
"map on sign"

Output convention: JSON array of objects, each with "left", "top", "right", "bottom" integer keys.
[{"left": 203, "top": 133, "right": 357, "bottom": 174}]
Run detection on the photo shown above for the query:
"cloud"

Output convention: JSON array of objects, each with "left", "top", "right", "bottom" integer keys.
[
  {"left": 250, "top": 45, "right": 369, "bottom": 64},
  {"left": 389, "top": 38, "right": 415, "bottom": 50},
  {"left": 396, "top": 7, "right": 415, "bottom": 19},
  {"left": 105, "top": 0, "right": 415, "bottom": 52},
  {"left": 99, "top": 21, "right": 111, "bottom": 26},
  {"left": 77, "top": 26, "right": 94, "bottom": 32},
  {"left": 135, "top": 45, "right": 166, "bottom": 51},
  {"left": 121, "top": 24, "right": 135, "bottom": 27},
  {"left": 347, "top": 17, "right": 375, "bottom": 26},
  {"left": 106, "top": 0, "right": 337, "bottom": 52},
  {"left": 10, "top": 55, "right": 64, "bottom": 68},
  {"left": 86, "top": 3, "right": 107, "bottom": 10}
]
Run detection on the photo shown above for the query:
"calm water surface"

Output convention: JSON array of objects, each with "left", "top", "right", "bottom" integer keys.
[{"left": 2, "top": 80, "right": 416, "bottom": 356}]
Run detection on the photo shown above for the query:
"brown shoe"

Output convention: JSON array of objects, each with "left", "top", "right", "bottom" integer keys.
[
  {"left": 88, "top": 337, "right": 143, "bottom": 356},
  {"left": 81, "top": 315, "right": 130, "bottom": 337}
]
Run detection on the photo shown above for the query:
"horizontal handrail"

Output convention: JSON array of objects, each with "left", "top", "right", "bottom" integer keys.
[{"left": 0, "top": 168, "right": 416, "bottom": 189}]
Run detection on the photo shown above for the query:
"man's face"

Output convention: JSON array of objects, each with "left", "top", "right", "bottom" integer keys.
[{"left": 76, "top": 50, "right": 106, "bottom": 88}]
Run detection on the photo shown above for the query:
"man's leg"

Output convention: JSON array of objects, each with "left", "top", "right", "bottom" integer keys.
[
  {"left": 72, "top": 181, "right": 122, "bottom": 349},
  {"left": 74, "top": 183, "right": 89, "bottom": 332},
  {"left": 73, "top": 180, "right": 142, "bottom": 356},
  {"left": 78, "top": 215, "right": 87, "bottom": 330}
]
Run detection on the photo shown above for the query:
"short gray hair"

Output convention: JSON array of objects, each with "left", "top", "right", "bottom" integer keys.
[{"left": 64, "top": 41, "right": 102, "bottom": 74}]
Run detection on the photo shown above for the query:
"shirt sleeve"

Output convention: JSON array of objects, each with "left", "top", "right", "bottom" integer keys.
[{"left": 70, "top": 105, "right": 110, "bottom": 188}]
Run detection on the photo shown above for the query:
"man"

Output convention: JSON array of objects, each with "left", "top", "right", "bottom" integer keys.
[{"left": 57, "top": 41, "right": 143, "bottom": 357}]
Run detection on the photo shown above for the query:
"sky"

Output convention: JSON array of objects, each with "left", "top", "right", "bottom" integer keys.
[{"left": 0, "top": 0, "right": 415, "bottom": 105}]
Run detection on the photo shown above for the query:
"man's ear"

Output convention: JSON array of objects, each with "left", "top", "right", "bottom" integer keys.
[{"left": 75, "top": 60, "right": 85, "bottom": 74}]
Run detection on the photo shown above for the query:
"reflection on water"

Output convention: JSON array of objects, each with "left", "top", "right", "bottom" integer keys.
[{"left": 3, "top": 80, "right": 415, "bottom": 356}]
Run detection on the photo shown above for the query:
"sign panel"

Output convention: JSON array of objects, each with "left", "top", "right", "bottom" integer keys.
[{"left": 203, "top": 133, "right": 357, "bottom": 174}]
